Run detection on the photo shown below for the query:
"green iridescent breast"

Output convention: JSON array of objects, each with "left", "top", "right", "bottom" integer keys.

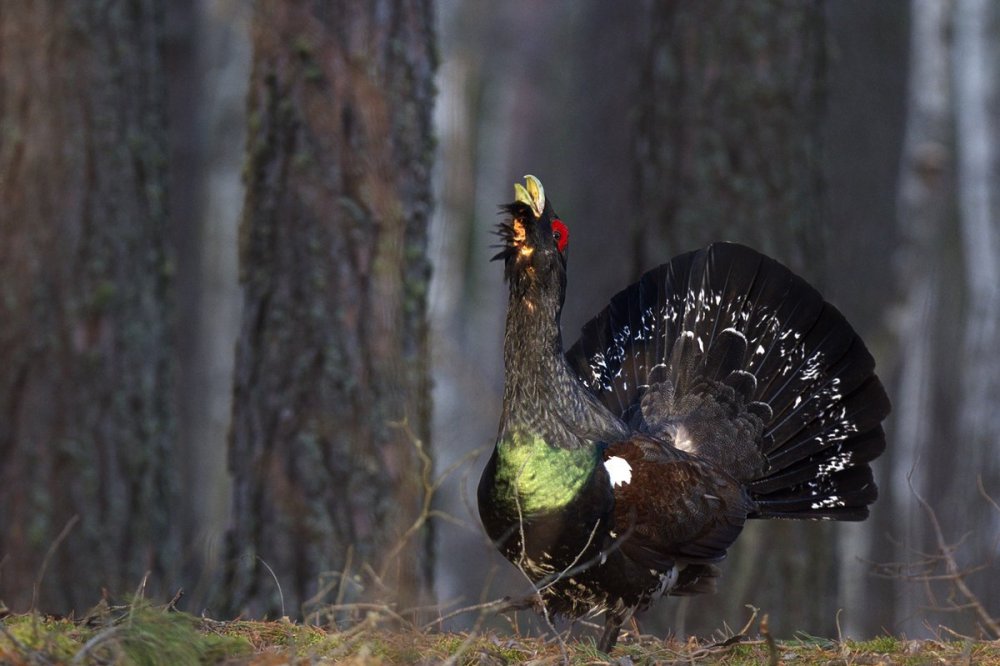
[{"left": 493, "top": 429, "right": 599, "bottom": 515}]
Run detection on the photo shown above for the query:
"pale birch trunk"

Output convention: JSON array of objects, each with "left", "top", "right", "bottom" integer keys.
[
  {"left": 893, "top": 0, "right": 953, "bottom": 634},
  {"left": 952, "top": 0, "right": 1000, "bottom": 618}
]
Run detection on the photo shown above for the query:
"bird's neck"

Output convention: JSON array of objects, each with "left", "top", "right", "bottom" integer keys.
[
  {"left": 499, "top": 286, "right": 627, "bottom": 448},
  {"left": 501, "top": 289, "right": 575, "bottom": 427},
  {"left": 502, "top": 290, "right": 567, "bottom": 386}
]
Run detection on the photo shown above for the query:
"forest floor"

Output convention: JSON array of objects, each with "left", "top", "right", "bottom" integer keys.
[{"left": 1, "top": 602, "right": 998, "bottom": 665}]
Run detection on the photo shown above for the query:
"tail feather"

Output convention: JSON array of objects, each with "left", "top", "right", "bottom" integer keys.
[
  {"left": 701, "top": 328, "right": 749, "bottom": 383},
  {"left": 750, "top": 464, "right": 879, "bottom": 520},
  {"left": 750, "top": 428, "right": 886, "bottom": 495},
  {"left": 765, "top": 375, "right": 889, "bottom": 472},
  {"left": 565, "top": 242, "right": 890, "bottom": 521}
]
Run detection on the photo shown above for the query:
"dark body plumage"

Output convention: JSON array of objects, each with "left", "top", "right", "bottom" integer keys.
[{"left": 478, "top": 177, "right": 891, "bottom": 652}]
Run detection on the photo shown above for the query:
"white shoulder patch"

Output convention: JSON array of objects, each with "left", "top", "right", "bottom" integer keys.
[{"left": 604, "top": 456, "right": 632, "bottom": 488}]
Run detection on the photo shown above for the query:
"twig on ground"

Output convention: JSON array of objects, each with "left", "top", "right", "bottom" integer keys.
[
  {"left": 255, "top": 556, "right": 285, "bottom": 618},
  {"left": 132, "top": 571, "right": 151, "bottom": 604},
  {"left": 165, "top": 589, "right": 184, "bottom": 612},
  {"left": 70, "top": 626, "right": 121, "bottom": 665},
  {"left": 425, "top": 597, "right": 508, "bottom": 629},
  {"left": 760, "top": 614, "right": 779, "bottom": 666}
]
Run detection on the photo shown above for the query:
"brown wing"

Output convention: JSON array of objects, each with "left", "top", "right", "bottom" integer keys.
[{"left": 603, "top": 435, "right": 753, "bottom": 571}]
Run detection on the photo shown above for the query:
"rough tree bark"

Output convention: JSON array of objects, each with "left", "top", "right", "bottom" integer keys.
[
  {"left": 635, "top": 0, "right": 835, "bottom": 637},
  {"left": 223, "top": 1, "right": 436, "bottom": 619},
  {"left": 636, "top": 1, "right": 826, "bottom": 277},
  {"left": 0, "top": 1, "right": 177, "bottom": 612}
]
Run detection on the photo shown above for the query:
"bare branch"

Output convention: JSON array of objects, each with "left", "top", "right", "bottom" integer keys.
[{"left": 912, "top": 484, "right": 1000, "bottom": 638}]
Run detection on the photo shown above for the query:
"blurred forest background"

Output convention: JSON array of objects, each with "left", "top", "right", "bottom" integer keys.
[{"left": 2, "top": 0, "right": 999, "bottom": 643}]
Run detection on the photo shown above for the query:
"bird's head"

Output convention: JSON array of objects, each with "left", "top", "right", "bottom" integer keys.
[{"left": 493, "top": 175, "right": 570, "bottom": 300}]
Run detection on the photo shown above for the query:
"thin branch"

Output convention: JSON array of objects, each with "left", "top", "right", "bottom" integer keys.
[
  {"left": 429, "top": 598, "right": 509, "bottom": 628},
  {"left": 912, "top": 485, "right": 1000, "bottom": 638},
  {"left": 70, "top": 626, "right": 121, "bottom": 665},
  {"left": 31, "top": 514, "right": 80, "bottom": 613},
  {"left": 977, "top": 475, "right": 1000, "bottom": 514},
  {"left": 256, "top": 556, "right": 285, "bottom": 618}
]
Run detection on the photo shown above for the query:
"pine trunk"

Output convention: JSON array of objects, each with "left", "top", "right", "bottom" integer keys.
[
  {"left": 0, "top": 0, "right": 177, "bottom": 612},
  {"left": 636, "top": 1, "right": 826, "bottom": 277},
  {"left": 635, "top": 0, "right": 833, "bottom": 637},
  {"left": 223, "top": 1, "right": 436, "bottom": 619}
]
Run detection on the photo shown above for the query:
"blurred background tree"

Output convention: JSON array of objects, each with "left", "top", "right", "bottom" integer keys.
[
  {"left": 635, "top": 1, "right": 831, "bottom": 636},
  {"left": 0, "top": 0, "right": 179, "bottom": 612},
  {"left": 221, "top": 0, "right": 436, "bottom": 619},
  {"left": 2, "top": 0, "right": 998, "bottom": 641}
]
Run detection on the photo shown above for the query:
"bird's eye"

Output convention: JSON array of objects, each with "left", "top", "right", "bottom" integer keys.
[{"left": 552, "top": 219, "right": 569, "bottom": 253}]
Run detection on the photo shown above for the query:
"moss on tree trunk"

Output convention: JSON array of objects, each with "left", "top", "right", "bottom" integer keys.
[
  {"left": 223, "top": 0, "right": 436, "bottom": 619},
  {"left": 636, "top": 0, "right": 826, "bottom": 279},
  {"left": 0, "top": 0, "right": 177, "bottom": 613}
]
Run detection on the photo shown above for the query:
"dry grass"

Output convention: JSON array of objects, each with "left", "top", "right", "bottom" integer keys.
[{"left": 2, "top": 601, "right": 999, "bottom": 665}]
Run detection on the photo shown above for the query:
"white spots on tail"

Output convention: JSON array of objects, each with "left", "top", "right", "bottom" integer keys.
[
  {"left": 604, "top": 456, "right": 633, "bottom": 487},
  {"left": 811, "top": 495, "right": 844, "bottom": 509},
  {"left": 721, "top": 327, "right": 746, "bottom": 342},
  {"left": 817, "top": 451, "right": 854, "bottom": 478}
]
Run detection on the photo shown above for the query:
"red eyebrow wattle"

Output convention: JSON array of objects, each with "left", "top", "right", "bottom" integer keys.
[{"left": 552, "top": 219, "right": 569, "bottom": 252}]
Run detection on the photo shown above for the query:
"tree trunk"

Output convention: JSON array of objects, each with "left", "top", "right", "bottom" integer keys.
[
  {"left": 0, "top": 0, "right": 177, "bottom": 613},
  {"left": 166, "top": 0, "right": 251, "bottom": 610},
  {"left": 890, "top": 0, "right": 959, "bottom": 637},
  {"left": 636, "top": 1, "right": 826, "bottom": 278},
  {"left": 222, "top": 0, "right": 436, "bottom": 620},
  {"left": 635, "top": 0, "right": 834, "bottom": 637},
  {"left": 822, "top": 0, "right": 909, "bottom": 637},
  {"left": 949, "top": 0, "right": 1000, "bottom": 630}
]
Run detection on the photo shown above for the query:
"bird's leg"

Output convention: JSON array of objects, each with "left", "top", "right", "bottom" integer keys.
[
  {"left": 598, "top": 612, "right": 625, "bottom": 654},
  {"left": 627, "top": 614, "right": 642, "bottom": 639}
]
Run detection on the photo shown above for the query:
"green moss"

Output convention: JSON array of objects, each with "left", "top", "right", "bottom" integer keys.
[
  {"left": 3, "top": 615, "right": 83, "bottom": 661},
  {"left": 247, "top": 110, "right": 262, "bottom": 136},
  {"left": 0, "top": 605, "right": 255, "bottom": 665},
  {"left": 4, "top": 613, "right": 1000, "bottom": 665},
  {"left": 304, "top": 64, "right": 324, "bottom": 83},
  {"left": 291, "top": 149, "right": 314, "bottom": 171},
  {"left": 90, "top": 279, "right": 118, "bottom": 312},
  {"left": 292, "top": 35, "right": 313, "bottom": 59},
  {"left": 850, "top": 634, "right": 901, "bottom": 654},
  {"left": 117, "top": 605, "right": 252, "bottom": 665},
  {"left": 338, "top": 196, "right": 368, "bottom": 224}
]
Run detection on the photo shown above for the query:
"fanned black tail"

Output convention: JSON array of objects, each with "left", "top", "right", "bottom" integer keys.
[{"left": 565, "top": 242, "right": 891, "bottom": 521}]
